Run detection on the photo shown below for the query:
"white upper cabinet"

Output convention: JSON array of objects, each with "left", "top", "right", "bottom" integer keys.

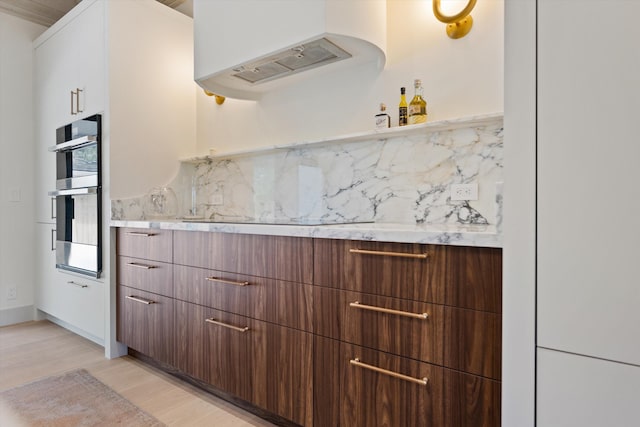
[{"left": 193, "top": 0, "right": 387, "bottom": 100}]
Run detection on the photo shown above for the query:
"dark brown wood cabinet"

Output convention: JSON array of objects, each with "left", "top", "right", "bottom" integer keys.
[
  {"left": 172, "top": 230, "right": 314, "bottom": 426},
  {"left": 116, "top": 227, "right": 501, "bottom": 427},
  {"left": 117, "top": 285, "right": 174, "bottom": 366},
  {"left": 313, "top": 238, "right": 502, "bottom": 427}
]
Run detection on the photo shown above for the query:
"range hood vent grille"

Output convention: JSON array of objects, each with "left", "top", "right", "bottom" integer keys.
[{"left": 231, "top": 38, "right": 351, "bottom": 85}]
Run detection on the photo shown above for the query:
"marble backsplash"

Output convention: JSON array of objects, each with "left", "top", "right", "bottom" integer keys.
[{"left": 112, "top": 115, "right": 503, "bottom": 227}]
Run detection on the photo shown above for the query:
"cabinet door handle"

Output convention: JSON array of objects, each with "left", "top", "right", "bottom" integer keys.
[
  {"left": 125, "top": 231, "right": 156, "bottom": 237},
  {"left": 205, "top": 317, "right": 249, "bottom": 333},
  {"left": 126, "top": 262, "right": 156, "bottom": 270},
  {"left": 76, "top": 88, "right": 83, "bottom": 113},
  {"left": 205, "top": 277, "right": 249, "bottom": 287},
  {"left": 349, "top": 248, "right": 428, "bottom": 259},
  {"left": 70, "top": 90, "right": 75, "bottom": 115},
  {"left": 67, "top": 281, "right": 88, "bottom": 288},
  {"left": 349, "top": 301, "right": 428, "bottom": 320},
  {"left": 126, "top": 295, "right": 155, "bottom": 305},
  {"left": 51, "top": 229, "right": 56, "bottom": 251},
  {"left": 50, "top": 197, "right": 56, "bottom": 219},
  {"left": 350, "top": 358, "right": 428, "bottom": 386}
]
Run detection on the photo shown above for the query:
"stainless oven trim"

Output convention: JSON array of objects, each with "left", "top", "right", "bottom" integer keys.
[
  {"left": 48, "top": 187, "right": 98, "bottom": 197},
  {"left": 48, "top": 135, "right": 97, "bottom": 152}
]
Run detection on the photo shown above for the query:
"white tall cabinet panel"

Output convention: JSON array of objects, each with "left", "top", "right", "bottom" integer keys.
[
  {"left": 537, "top": 0, "right": 640, "bottom": 424},
  {"left": 537, "top": 0, "right": 640, "bottom": 364},
  {"left": 33, "top": 0, "right": 195, "bottom": 357},
  {"left": 34, "top": 0, "right": 105, "bottom": 224},
  {"left": 537, "top": 348, "right": 640, "bottom": 427}
]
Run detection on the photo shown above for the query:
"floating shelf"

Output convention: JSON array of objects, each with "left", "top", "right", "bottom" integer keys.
[{"left": 181, "top": 112, "right": 503, "bottom": 163}]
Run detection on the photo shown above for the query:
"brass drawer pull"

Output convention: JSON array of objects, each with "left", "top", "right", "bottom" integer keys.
[
  {"left": 205, "top": 317, "right": 249, "bottom": 333},
  {"left": 350, "top": 358, "right": 428, "bottom": 386},
  {"left": 126, "top": 295, "right": 155, "bottom": 305},
  {"left": 349, "top": 248, "right": 428, "bottom": 259},
  {"left": 125, "top": 231, "right": 156, "bottom": 237},
  {"left": 126, "top": 262, "right": 156, "bottom": 270},
  {"left": 205, "top": 277, "right": 249, "bottom": 287},
  {"left": 350, "top": 301, "right": 428, "bottom": 320},
  {"left": 67, "top": 281, "right": 88, "bottom": 288}
]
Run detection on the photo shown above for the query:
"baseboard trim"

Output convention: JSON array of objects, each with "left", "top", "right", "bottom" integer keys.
[
  {"left": 0, "top": 305, "right": 36, "bottom": 326},
  {"left": 39, "top": 310, "right": 104, "bottom": 347}
]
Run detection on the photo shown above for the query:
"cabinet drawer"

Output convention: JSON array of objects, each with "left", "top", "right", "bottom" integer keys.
[
  {"left": 444, "top": 307, "right": 502, "bottom": 380},
  {"left": 173, "top": 231, "right": 313, "bottom": 283},
  {"left": 314, "top": 287, "right": 444, "bottom": 365},
  {"left": 341, "top": 343, "right": 445, "bottom": 427},
  {"left": 117, "top": 256, "right": 173, "bottom": 297},
  {"left": 314, "top": 239, "right": 502, "bottom": 312},
  {"left": 340, "top": 343, "right": 501, "bottom": 427},
  {"left": 175, "top": 301, "right": 313, "bottom": 426},
  {"left": 174, "top": 264, "right": 312, "bottom": 331},
  {"left": 117, "top": 285, "right": 174, "bottom": 366},
  {"left": 117, "top": 228, "right": 172, "bottom": 263}
]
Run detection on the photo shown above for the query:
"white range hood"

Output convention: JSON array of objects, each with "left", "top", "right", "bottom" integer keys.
[{"left": 193, "top": 0, "right": 387, "bottom": 100}]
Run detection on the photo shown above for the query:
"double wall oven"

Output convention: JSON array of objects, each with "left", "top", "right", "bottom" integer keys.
[{"left": 49, "top": 114, "right": 102, "bottom": 278}]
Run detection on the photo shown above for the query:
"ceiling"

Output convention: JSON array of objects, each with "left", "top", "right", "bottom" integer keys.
[{"left": 0, "top": 0, "right": 192, "bottom": 27}]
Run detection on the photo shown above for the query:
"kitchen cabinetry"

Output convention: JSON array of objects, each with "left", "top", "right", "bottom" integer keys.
[
  {"left": 535, "top": 0, "right": 640, "bottom": 424},
  {"left": 34, "top": 0, "right": 193, "bottom": 356},
  {"left": 172, "top": 230, "right": 314, "bottom": 426},
  {"left": 313, "top": 239, "right": 501, "bottom": 427},
  {"left": 116, "top": 226, "right": 501, "bottom": 426},
  {"left": 35, "top": 222, "right": 104, "bottom": 341},
  {"left": 117, "top": 228, "right": 174, "bottom": 365},
  {"left": 34, "top": 0, "right": 104, "bottom": 224}
]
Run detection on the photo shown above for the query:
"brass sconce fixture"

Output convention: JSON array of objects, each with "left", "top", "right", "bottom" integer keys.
[
  {"left": 203, "top": 89, "right": 226, "bottom": 105},
  {"left": 433, "top": 0, "right": 477, "bottom": 39}
]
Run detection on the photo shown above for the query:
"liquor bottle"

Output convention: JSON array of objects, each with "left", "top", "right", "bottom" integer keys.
[
  {"left": 398, "top": 87, "right": 408, "bottom": 126},
  {"left": 408, "top": 79, "right": 427, "bottom": 124},
  {"left": 375, "top": 103, "right": 391, "bottom": 129}
]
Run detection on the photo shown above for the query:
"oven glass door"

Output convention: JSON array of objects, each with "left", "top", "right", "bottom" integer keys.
[
  {"left": 55, "top": 188, "right": 102, "bottom": 277},
  {"left": 56, "top": 141, "right": 99, "bottom": 189}
]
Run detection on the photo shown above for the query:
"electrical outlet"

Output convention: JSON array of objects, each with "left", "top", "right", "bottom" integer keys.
[
  {"left": 209, "top": 194, "right": 223, "bottom": 206},
  {"left": 7, "top": 285, "right": 17, "bottom": 300},
  {"left": 451, "top": 183, "right": 478, "bottom": 201}
]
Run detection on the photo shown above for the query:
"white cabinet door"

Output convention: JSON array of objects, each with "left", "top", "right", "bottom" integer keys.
[
  {"left": 537, "top": 0, "right": 640, "bottom": 365},
  {"left": 35, "top": 223, "right": 104, "bottom": 342},
  {"left": 33, "top": 0, "right": 105, "bottom": 224},
  {"left": 537, "top": 348, "right": 640, "bottom": 427}
]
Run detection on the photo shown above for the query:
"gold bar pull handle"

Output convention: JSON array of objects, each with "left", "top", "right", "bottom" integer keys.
[
  {"left": 126, "top": 295, "right": 155, "bottom": 305},
  {"left": 349, "top": 248, "right": 428, "bottom": 259},
  {"left": 50, "top": 197, "right": 56, "bottom": 219},
  {"left": 350, "top": 301, "right": 428, "bottom": 320},
  {"left": 126, "top": 262, "right": 156, "bottom": 270},
  {"left": 350, "top": 358, "right": 428, "bottom": 386},
  {"left": 50, "top": 229, "right": 56, "bottom": 251},
  {"left": 70, "top": 89, "right": 75, "bottom": 115},
  {"left": 205, "top": 318, "right": 249, "bottom": 333},
  {"left": 125, "top": 231, "right": 156, "bottom": 237},
  {"left": 205, "top": 277, "right": 249, "bottom": 287},
  {"left": 67, "top": 281, "right": 88, "bottom": 288}
]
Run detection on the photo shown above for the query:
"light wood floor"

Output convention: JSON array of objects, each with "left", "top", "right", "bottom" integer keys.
[{"left": 0, "top": 320, "right": 276, "bottom": 426}]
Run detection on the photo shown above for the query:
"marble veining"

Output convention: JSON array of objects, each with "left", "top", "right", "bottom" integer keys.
[{"left": 112, "top": 114, "right": 503, "bottom": 243}]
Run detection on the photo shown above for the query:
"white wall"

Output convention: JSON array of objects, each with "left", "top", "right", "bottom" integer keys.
[
  {"left": 195, "top": 0, "right": 504, "bottom": 155},
  {"left": 0, "top": 12, "right": 45, "bottom": 325},
  {"left": 108, "top": 0, "right": 197, "bottom": 200}
]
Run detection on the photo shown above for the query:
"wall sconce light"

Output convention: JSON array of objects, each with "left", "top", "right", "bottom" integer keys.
[
  {"left": 433, "top": 0, "right": 477, "bottom": 39},
  {"left": 203, "top": 89, "right": 226, "bottom": 105}
]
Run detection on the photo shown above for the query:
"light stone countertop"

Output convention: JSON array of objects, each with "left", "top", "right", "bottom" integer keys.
[{"left": 110, "top": 219, "right": 502, "bottom": 248}]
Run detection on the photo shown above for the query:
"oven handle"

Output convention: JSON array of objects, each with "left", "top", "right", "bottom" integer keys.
[
  {"left": 48, "top": 135, "right": 97, "bottom": 152},
  {"left": 48, "top": 187, "right": 98, "bottom": 197}
]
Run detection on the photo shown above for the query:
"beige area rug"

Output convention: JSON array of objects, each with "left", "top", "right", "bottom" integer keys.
[{"left": 0, "top": 369, "right": 166, "bottom": 426}]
